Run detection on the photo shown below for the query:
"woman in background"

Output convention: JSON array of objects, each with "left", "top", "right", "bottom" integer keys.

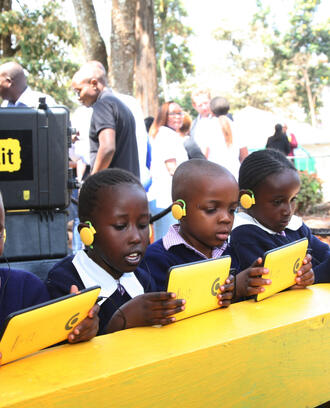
[
  {"left": 266, "top": 123, "right": 290, "bottom": 156},
  {"left": 148, "top": 102, "right": 188, "bottom": 241}
]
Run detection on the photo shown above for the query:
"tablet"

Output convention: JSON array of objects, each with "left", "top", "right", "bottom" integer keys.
[
  {"left": 167, "top": 256, "right": 231, "bottom": 321},
  {"left": 0, "top": 285, "right": 101, "bottom": 365},
  {"left": 256, "top": 238, "right": 308, "bottom": 301}
]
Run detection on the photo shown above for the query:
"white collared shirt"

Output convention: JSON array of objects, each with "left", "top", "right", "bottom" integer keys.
[
  {"left": 72, "top": 250, "right": 144, "bottom": 305},
  {"left": 232, "top": 211, "right": 303, "bottom": 235},
  {"left": 1, "top": 86, "right": 57, "bottom": 108}
]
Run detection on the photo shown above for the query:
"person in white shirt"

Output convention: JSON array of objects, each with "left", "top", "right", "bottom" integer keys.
[
  {"left": 148, "top": 101, "right": 188, "bottom": 240},
  {"left": 0, "top": 61, "right": 56, "bottom": 107},
  {"left": 195, "top": 96, "right": 248, "bottom": 180},
  {"left": 190, "top": 88, "right": 212, "bottom": 139}
]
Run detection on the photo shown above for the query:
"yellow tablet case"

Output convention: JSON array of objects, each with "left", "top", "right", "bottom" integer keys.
[
  {"left": 256, "top": 238, "right": 308, "bottom": 301},
  {"left": 0, "top": 285, "right": 101, "bottom": 365},
  {"left": 167, "top": 256, "right": 231, "bottom": 321}
]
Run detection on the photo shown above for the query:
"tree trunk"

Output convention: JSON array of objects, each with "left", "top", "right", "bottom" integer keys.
[
  {"left": 160, "top": 39, "right": 169, "bottom": 101},
  {"left": 0, "top": 0, "right": 15, "bottom": 57},
  {"left": 110, "top": 0, "right": 137, "bottom": 95},
  {"left": 72, "top": 0, "right": 108, "bottom": 73},
  {"left": 302, "top": 67, "right": 316, "bottom": 127},
  {"left": 135, "top": 0, "right": 158, "bottom": 117}
]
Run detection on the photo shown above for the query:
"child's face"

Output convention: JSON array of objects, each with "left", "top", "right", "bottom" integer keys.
[
  {"left": 91, "top": 184, "right": 150, "bottom": 274},
  {"left": 250, "top": 169, "right": 301, "bottom": 233},
  {"left": 180, "top": 174, "right": 239, "bottom": 257},
  {"left": 0, "top": 197, "right": 4, "bottom": 256}
]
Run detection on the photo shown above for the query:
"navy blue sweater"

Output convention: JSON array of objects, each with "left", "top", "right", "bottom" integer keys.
[
  {"left": 142, "top": 239, "right": 238, "bottom": 292},
  {"left": 0, "top": 268, "right": 50, "bottom": 333},
  {"left": 46, "top": 255, "right": 156, "bottom": 334},
  {"left": 230, "top": 223, "right": 330, "bottom": 283}
]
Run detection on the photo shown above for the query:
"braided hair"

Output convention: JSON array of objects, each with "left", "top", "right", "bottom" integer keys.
[
  {"left": 78, "top": 168, "right": 144, "bottom": 222},
  {"left": 239, "top": 149, "right": 296, "bottom": 192}
]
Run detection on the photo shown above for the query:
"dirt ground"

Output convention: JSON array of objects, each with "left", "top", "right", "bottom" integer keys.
[{"left": 303, "top": 215, "right": 330, "bottom": 245}]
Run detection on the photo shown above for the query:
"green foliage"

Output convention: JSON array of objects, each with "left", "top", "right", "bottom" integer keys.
[
  {"left": 154, "top": 0, "right": 194, "bottom": 95},
  {"left": 295, "top": 171, "right": 323, "bottom": 214},
  {"left": 0, "top": 1, "right": 80, "bottom": 108},
  {"left": 212, "top": 23, "right": 279, "bottom": 112},
  {"left": 254, "top": 0, "right": 330, "bottom": 124},
  {"left": 212, "top": 0, "right": 329, "bottom": 122}
]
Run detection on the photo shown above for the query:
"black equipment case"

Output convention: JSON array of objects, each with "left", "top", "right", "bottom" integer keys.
[
  {"left": 0, "top": 105, "right": 73, "bottom": 210},
  {"left": 2, "top": 210, "right": 68, "bottom": 261}
]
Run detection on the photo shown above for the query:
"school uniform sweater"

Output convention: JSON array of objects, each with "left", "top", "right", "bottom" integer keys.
[
  {"left": 230, "top": 213, "right": 330, "bottom": 284},
  {"left": 142, "top": 238, "right": 238, "bottom": 292},
  {"left": 46, "top": 255, "right": 156, "bottom": 334},
  {"left": 0, "top": 268, "right": 50, "bottom": 333}
]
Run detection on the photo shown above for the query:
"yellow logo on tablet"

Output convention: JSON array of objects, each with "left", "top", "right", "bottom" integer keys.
[{"left": 0, "top": 138, "right": 21, "bottom": 172}]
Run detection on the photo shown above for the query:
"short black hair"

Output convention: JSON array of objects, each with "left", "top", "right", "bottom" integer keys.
[
  {"left": 239, "top": 149, "right": 296, "bottom": 191},
  {"left": 172, "top": 159, "right": 236, "bottom": 202},
  {"left": 78, "top": 168, "right": 144, "bottom": 221}
]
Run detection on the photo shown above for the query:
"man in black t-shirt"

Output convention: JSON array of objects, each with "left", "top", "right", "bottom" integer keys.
[{"left": 71, "top": 62, "right": 139, "bottom": 178}]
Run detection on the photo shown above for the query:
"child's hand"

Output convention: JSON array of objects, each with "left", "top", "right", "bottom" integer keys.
[
  {"left": 106, "top": 292, "right": 185, "bottom": 333},
  {"left": 67, "top": 285, "right": 100, "bottom": 343},
  {"left": 290, "top": 253, "right": 314, "bottom": 289},
  {"left": 235, "top": 258, "right": 271, "bottom": 298},
  {"left": 217, "top": 274, "right": 234, "bottom": 308}
]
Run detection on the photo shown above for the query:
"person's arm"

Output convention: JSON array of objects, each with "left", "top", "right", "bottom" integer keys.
[
  {"left": 66, "top": 285, "right": 100, "bottom": 343},
  {"left": 230, "top": 226, "right": 272, "bottom": 271},
  {"left": 105, "top": 292, "right": 186, "bottom": 333},
  {"left": 46, "top": 259, "right": 84, "bottom": 298},
  {"left": 289, "top": 133, "right": 298, "bottom": 149},
  {"left": 289, "top": 254, "right": 314, "bottom": 289},
  {"left": 91, "top": 128, "right": 116, "bottom": 174},
  {"left": 165, "top": 158, "right": 177, "bottom": 176},
  {"left": 304, "top": 225, "right": 330, "bottom": 283},
  {"left": 235, "top": 257, "right": 271, "bottom": 299},
  {"left": 218, "top": 274, "right": 235, "bottom": 307}
]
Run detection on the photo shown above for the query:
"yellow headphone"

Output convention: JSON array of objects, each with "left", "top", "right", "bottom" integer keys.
[
  {"left": 79, "top": 221, "right": 96, "bottom": 247},
  {"left": 1, "top": 229, "right": 6, "bottom": 244},
  {"left": 171, "top": 199, "right": 186, "bottom": 220},
  {"left": 240, "top": 190, "right": 255, "bottom": 209}
]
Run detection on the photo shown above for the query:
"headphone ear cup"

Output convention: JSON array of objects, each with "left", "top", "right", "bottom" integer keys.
[
  {"left": 172, "top": 203, "right": 184, "bottom": 220},
  {"left": 79, "top": 224, "right": 96, "bottom": 247},
  {"left": 3, "top": 228, "right": 6, "bottom": 244},
  {"left": 240, "top": 193, "right": 255, "bottom": 209}
]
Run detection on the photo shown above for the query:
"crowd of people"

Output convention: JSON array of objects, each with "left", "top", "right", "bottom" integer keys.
[{"left": 0, "top": 60, "right": 329, "bottom": 363}]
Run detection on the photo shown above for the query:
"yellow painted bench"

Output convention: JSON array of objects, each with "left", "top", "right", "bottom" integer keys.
[{"left": 0, "top": 284, "right": 329, "bottom": 408}]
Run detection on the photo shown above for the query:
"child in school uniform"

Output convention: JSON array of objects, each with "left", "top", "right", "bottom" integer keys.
[
  {"left": 0, "top": 191, "right": 99, "bottom": 358},
  {"left": 142, "top": 159, "right": 265, "bottom": 306},
  {"left": 231, "top": 149, "right": 328, "bottom": 296},
  {"left": 46, "top": 168, "right": 185, "bottom": 334}
]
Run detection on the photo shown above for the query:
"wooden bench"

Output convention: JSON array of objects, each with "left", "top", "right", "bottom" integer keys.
[{"left": 0, "top": 284, "right": 329, "bottom": 408}]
